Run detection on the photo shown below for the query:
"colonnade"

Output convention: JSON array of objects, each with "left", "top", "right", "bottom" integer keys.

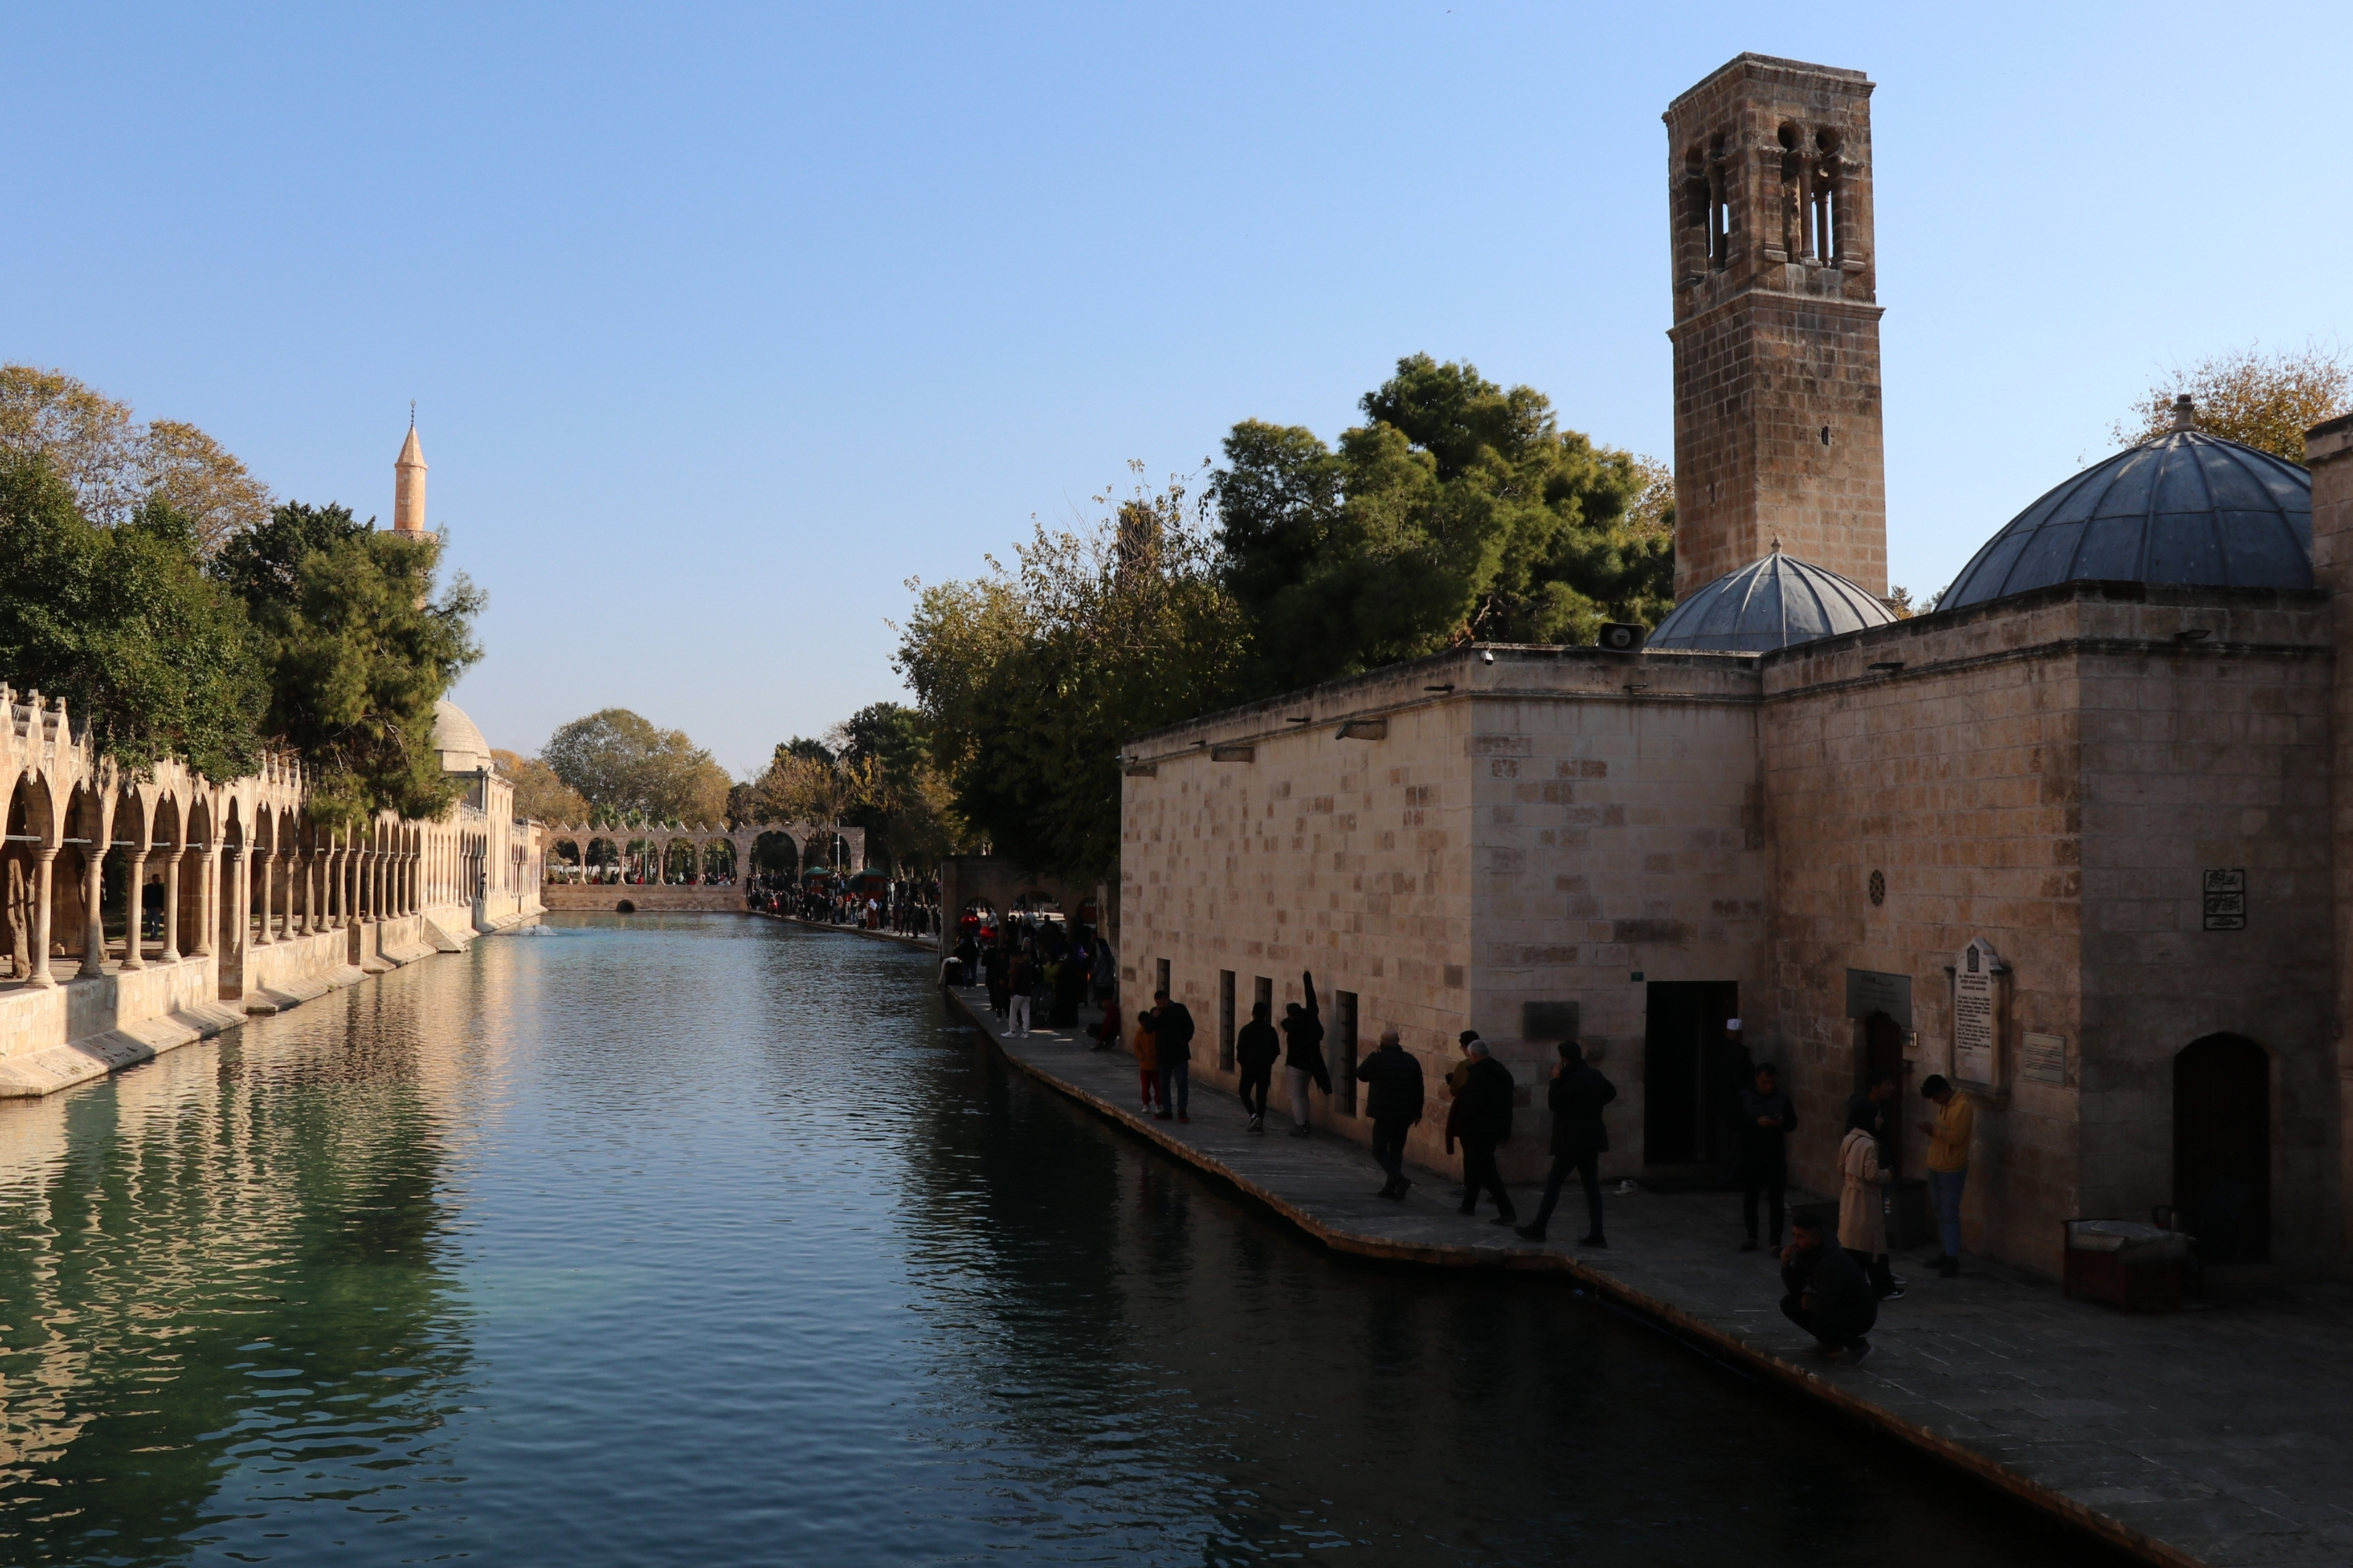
[
  {"left": 540, "top": 821, "right": 865, "bottom": 886},
  {"left": 3, "top": 686, "right": 545, "bottom": 991}
]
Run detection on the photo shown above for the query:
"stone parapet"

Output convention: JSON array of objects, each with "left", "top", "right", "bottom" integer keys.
[{"left": 541, "top": 884, "right": 749, "bottom": 913}]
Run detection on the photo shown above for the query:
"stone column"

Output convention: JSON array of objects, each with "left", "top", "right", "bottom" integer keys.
[
  {"left": 256, "top": 841, "right": 275, "bottom": 946},
  {"left": 81, "top": 811, "right": 108, "bottom": 975},
  {"left": 26, "top": 846, "right": 57, "bottom": 988},
  {"left": 160, "top": 835, "right": 183, "bottom": 963},
  {"left": 232, "top": 845, "right": 250, "bottom": 959},
  {"left": 2306, "top": 409, "right": 2353, "bottom": 1271},
  {"left": 121, "top": 825, "right": 149, "bottom": 971},
  {"left": 197, "top": 840, "right": 220, "bottom": 958}
]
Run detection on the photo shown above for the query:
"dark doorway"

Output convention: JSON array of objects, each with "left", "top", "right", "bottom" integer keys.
[
  {"left": 1863, "top": 1011, "right": 1905, "bottom": 1172},
  {"left": 1644, "top": 981, "right": 1740, "bottom": 1166},
  {"left": 2173, "top": 1034, "right": 2269, "bottom": 1263}
]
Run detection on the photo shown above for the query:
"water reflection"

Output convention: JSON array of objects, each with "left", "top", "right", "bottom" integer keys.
[
  {"left": 0, "top": 917, "right": 2102, "bottom": 1567},
  {"left": 0, "top": 985, "right": 470, "bottom": 1565}
]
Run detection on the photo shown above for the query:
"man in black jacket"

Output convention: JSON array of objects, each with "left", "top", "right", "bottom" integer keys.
[
  {"left": 1517, "top": 1039, "right": 1615, "bottom": 1247},
  {"left": 1453, "top": 1039, "right": 1518, "bottom": 1223},
  {"left": 1235, "top": 1000, "right": 1281, "bottom": 1133},
  {"left": 1151, "top": 988, "right": 1194, "bottom": 1123},
  {"left": 983, "top": 940, "right": 1010, "bottom": 1023},
  {"left": 1780, "top": 1204, "right": 1877, "bottom": 1364},
  {"left": 1357, "top": 1028, "right": 1424, "bottom": 1199},
  {"left": 1735, "top": 1063, "right": 1795, "bottom": 1253},
  {"left": 1279, "top": 972, "right": 1330, "bottom": 1139}
]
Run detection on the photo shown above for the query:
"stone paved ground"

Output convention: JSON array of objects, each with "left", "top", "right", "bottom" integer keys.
[{"left": 921, "top": 976, "right": 2353, "bottom": 1568}]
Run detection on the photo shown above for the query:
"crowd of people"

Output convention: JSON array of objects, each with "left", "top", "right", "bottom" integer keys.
[
  {"left": 746, "top": 871, "right": 941, "bottom": 935},
  {"left": 948, "top": 916, "right": 1111, "bottom": 1042}
]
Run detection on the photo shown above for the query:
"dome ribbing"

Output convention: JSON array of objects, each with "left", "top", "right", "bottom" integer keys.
[
  {"left": 1940, "top": 431, "right": 2310, "bottom": 611},
  {"left": 1645, "top": 549, "right": 1897, "bottom": 653}
]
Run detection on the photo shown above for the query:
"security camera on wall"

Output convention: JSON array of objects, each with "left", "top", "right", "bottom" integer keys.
[{"left": 1597, "top": 623, "right": 1645, "bottom": 652}]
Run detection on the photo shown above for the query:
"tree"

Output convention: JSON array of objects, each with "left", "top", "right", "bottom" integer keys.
[
  {"left": 541, "top": 708, "right": 732, "bottom": 824},
  {"left": 0, "top": 365, "right": 271, "bottom": 549},
  {"left": 137, "top": 419, "right": 273, "bottom": 549},
  {"left": 0, "top": 457, "right": 266, "bottom": 779},
  {"left": 1212, "top": 355, "right": 1670, "bottom": 695},
  {"left": 2111, "top": 342, "right": 2351, "bottom": 463},
  {"left": 897, "top": 467, "right": 1244, "bottom": 881},
  {"left": 212, "top": 502, "right": 483, "bottom": 825},
  {"left": 491, "top": 748, "right": 590, "bottom": 824}
]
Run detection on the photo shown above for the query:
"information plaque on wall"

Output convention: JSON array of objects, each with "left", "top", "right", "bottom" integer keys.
[
  {"left": 2021, "top": 1032, "right": 2066, "bottom": 1085},
  {"left": 2202, "top": 869, "right": 2246, "bottom": 932},
  {"left": 1953, "top": 937, "right": 2002, "bottom": 1086}
]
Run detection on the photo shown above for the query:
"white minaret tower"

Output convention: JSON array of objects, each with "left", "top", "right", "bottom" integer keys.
[{"left": 393, "top": 403, "right": 427, "bottom": 534}]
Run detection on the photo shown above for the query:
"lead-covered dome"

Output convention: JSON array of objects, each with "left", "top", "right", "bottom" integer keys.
[
  {"left": 432, "top": 698, "right": 494, "bottom": 772},
  {"left": 1646, "top": 549, "right": 1896, "bottom": 652},
  {"left": 1939, "top": 430, "right": 2310, "bottom": 611}
]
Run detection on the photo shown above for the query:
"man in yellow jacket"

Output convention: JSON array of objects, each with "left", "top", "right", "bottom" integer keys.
[{"left": 1915, "top": 1074, "right": 1974, "bottom": 1279}]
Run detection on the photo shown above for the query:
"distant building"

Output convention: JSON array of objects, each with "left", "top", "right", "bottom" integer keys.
[{"left": 1120, "top": 54, "right": 2341, "bottom": 1280}]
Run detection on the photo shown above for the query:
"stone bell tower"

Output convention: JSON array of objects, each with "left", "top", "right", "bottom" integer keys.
[
  {"left": 393, "top": 407, "right": 428, "bottom": 535},
  {"left": 1665, "top": 54, "right": 1886, "bottom": 600}
]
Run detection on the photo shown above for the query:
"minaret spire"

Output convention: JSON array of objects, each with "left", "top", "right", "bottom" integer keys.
[{"left": 393, "top": 409, "right": 428, "bottom": 534}]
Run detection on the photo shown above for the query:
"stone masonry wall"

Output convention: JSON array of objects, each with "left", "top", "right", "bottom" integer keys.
[
  {"left": 1123, "top": 646, "right": 1767, "bottom": 1183},
  {"left": 1762, "top": 583, "right": 2335, "bottom": 1277}
]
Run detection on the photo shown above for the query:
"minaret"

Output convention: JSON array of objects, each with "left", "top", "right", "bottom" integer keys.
[{"left": 393, "top": 405, "right": 428, "bottom": 534}]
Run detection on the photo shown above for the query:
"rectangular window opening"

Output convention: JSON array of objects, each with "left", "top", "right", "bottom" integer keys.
[
  {"left": 1335, "top": 990, "right": 1359, "bottom": 1117},
  {"left": 1218, "top": 971, "right": 1235, "bottom": 1070}
]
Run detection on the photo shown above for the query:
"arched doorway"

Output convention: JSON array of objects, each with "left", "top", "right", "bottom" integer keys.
[{"left": 2174, "top": 1034, "right": 2269, "bottom": 1263}]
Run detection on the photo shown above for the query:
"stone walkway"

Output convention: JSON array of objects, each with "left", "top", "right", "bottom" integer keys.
[{"left": 932, "top": 980, "right": 2353, "bottom": 1568}]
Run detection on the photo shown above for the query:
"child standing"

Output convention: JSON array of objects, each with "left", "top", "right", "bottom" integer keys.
[{"left": 1133, "top": 1004, "right": 1159, "bottom": 1113}]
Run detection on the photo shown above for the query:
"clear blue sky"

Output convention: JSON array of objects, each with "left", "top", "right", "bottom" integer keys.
[{"left": 8, "top": 3, "right": 2345, "bottom": 776}]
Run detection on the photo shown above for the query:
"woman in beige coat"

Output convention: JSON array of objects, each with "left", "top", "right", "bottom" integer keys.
[{"left": 1838, "top": 1112, "right": 1904, "bottom": 1300}]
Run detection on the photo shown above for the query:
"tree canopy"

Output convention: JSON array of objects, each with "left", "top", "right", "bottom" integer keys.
[
  {"left": 540, "top": 708, "right": 732, "bottom": 825},
  {"left": 0, "top": 365, "right": 271, "bottom": 550},
  {"left": 1213, "top": 355, "right": 1671, "bottom": 693},
  {"left": 897, "top": 466, "right": 1245, "bottom": 881},
  {"left": 0, "top": 457, "right": 267, "bottom": 779},
  {"left": 735, "top": 702, "right": 965, "bottom": 871},
  {"left": 2111, "top": 342, "right": 2350, "bottom": 463},
  {"left": 492, "top": 748, "right": 590, "bottom": 825},
  {"left": 211, "top": 502, "right": 483, "bottom": 825},
  {"left": 893, "top": 358, "right": 1671, "bottom": 881}
]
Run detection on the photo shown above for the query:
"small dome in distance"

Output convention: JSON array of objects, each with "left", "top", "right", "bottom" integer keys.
[
  {"left": 432, "top": 698, "right": 494, "bottom": 773},
  {"left": 1938, "top": 423, "right": 2311, "bottom": 611},
  {"left": 1646, "top": 549, "right": 1897, "bottom": 652}
]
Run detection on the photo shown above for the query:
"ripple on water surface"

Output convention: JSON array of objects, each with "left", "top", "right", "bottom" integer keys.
[{"left": 0, "top": 915, "right": 2103, "bottom": 1565}]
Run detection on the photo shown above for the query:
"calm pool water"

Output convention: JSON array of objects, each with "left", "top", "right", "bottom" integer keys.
[{"left": 0, "top": 914, "right": 2096, "bottom": 1565}]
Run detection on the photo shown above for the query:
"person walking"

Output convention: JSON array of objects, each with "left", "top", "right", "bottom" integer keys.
[
  {"left": 1279, "top": 972, "right": 1330, "bottom": 1138},
  {"left": 1151, "top": 988, "right": 1194, "bottom": 1123},
  {"left": 1131, "top": 1004, "right": 1159, "bottom": 1114},
  {"left": 1007, "top": 949, "right": 1035, "bottom": 1038},
  {"left": 1358, "top": 1028, "right": 1424, "bottom": 1199},
  {"left": 1517, "top": 1039, "right": 1615, "bottom": 1247},
  {"left": 1916, "top": 1074, "right": 1975, "bottom": 1279},
  {"left": 1235, "top": 1000, "right": 1280, "bottom": 1133},
  {"left": 1779, "top": 1205, "right": 1877, "bottom": 1364},
  {"left": 984, "top": 940, "right": 1011, "bottom": 1024},
  {"left": 1452, "top": 1037, "right": 1517, "bottom": 1224},
  {"left": 1838, "top": 1105, "right": 1903, "bottom": 1299},
  {"left": 1734, "top": 1063, "right": 1795, "bottom": 1253}
]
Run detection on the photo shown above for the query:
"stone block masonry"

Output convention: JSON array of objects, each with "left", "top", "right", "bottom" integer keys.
[{"left": 1665, "top": 54, "right": 1886, "bottom": 598}]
